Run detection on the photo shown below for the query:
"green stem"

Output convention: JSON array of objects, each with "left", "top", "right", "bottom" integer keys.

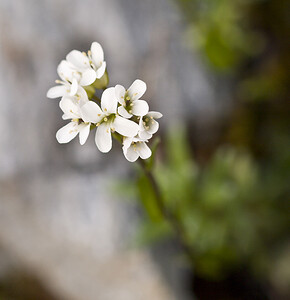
[{"left": 138, "top": 160, "right": 195, "bottom": 265}]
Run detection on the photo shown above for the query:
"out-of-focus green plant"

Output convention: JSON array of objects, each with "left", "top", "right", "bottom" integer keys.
[
  {"left": 118, "top": 0, "right": 289, "bottom": 297},
  {"left": 176, "top": 0, "right": 264, "bottom": 71},
  {"left": 125, "top": 124, "right": 289, "bottom": 281}
]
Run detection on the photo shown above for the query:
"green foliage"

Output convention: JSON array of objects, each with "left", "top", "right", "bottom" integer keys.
[
  {"left": 131, "top": 125, "right": 290, "bottom": 280},
  {"left": 137, "top": 173, "right": 163, "bottom": 222},
  {"left": 177, "top": 0, "right": 264, "bottom": 71}
]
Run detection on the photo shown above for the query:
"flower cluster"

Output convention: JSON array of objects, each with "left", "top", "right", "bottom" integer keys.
[{"left": 47, "top": 42, "right": 162, "bottom": 162}]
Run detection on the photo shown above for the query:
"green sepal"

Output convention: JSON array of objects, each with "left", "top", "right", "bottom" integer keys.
[
  {"left": 90, "top": 124, "right": 96, "bottom": 130},
  {"left": 92, "top": 70, "right": 109, "bottom": 90},
  {"left": 112, "top": 132, "right": 123, "bottom": 144},
  {"left": 84, "top": 85, "right": 95, "bottom": 98}
]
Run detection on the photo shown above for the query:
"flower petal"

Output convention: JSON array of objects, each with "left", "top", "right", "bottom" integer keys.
[
  {"left": 57, "top": 60, "right": 75, "bottom": 82},
  {"left": 95, "top": 61, "right": 106, "bottom": 79},
  {"left": 118, "top": 106, "right": 132, "bottom": 119},
  {"left": 91, "top": 42, "right": 104, "bottom": 66},
  {"left": 66, "top": 50, "right": 90, "bottom": 70},
  {"left": 137, "top": 142, "right": 152, "bottom": 159},
  {"left": 101, "top": 87, "right": 117, "bottom": 114},
  {"left": 139, "top": 116, "right": 146, "bottom": 131},
  {"left": 59, "top": 97, "right": 80, "bottom": 118},
  {"left": 138, "top": 130, "right": 152, "bottom": 140},
  {"left": 47, "top": 85, "right": 67, "bottom": 98},
  {"left": 62, "top": 113, "right": 71, "bottom": 120},
  {"left": 128, "top": 79, "right": 147, "bottom": 100},
  {"left": 115, "top": 84, "right": 126, "bottom": 104},
  {"left": 81, "top": 101, "right": 104, "bottom": 123},
  {"left": 148, "top": 119, "right": 159, "bottom": 134},
  {"left": 95, "top": 122, "right": 112, "bottom": 153},
  {"left": 113, "top": 116, "right": 139, "bottom": 137},
  {"left": 123, "top": 145, "right": 139, "bottom": 162},
  {"left": 80, "top": 68, "right": 97, "bottom": 86},
  {"left": 147, "top": 111, "right": 163, "bottom": 119},
  {"left": 69, "top": 78, "right": 78, "bottom": 96},
  {"left": 78, "top": 123, "right": 90, "bottom": 145},
  {"left": 122, "top": 136, "right": 134, "bottom": 150},
  {"left": 131, "top": 100, "right": 149, "bottom": 116},
  {"left": 75, "top": 86, "right": 89, "bottom": 106},
  {"left": 56, "top": 122, "right": 79, "bottom": 144}
]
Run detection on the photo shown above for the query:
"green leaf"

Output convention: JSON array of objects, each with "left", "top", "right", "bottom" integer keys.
[
  {"left": 135, "top": 219, "right": 172, "bottom": 247},
  {"left": 137, "top": 173, "right": 163, "bottom": 222}
]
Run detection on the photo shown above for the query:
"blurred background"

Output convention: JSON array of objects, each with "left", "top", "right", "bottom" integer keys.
[{"left": 0, "top": 0, "right": 289, "bottom": 299}]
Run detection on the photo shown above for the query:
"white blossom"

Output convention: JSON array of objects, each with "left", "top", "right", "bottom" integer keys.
[
  {"left": 81, "top": 88, "right": 140, "bottom": 153},
  {"left": 48, "top": 42, "right": 162, "bottom": 162},
  {"left": 56, "top": 97, "right": 91, "bottom": 145},
  {"left": 115, "top": 79, "right": 149, "bottom": 118},
  {"left": 66, "top": 42, "right": 106, "bottom": 85},
  {"left": 139, "top": 111, "right": 163, "bottom": 140},
  {"left": 122, "top": 136, "right": 152, "bottom": 162},
  {"left": 47, "top": 42, "right": 106, "bottom": 99},
  {"left": 47, "top": 60, "right": 82, "bottom": 98}
]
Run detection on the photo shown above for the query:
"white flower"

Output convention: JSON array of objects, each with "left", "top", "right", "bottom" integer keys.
[
  {"left": 47, "top": 42, "right": 106, "bottom": 100},
  {"left": 56, "top": 97, "right": 91, "bottom": 145},
  {"left": 138, "top": 111, "right": 163, "bottom": 140},
  {"left": 66, "top": 42, "right": 106, "bottom": 84},
  {"left": 47, "top": 60, "right": 84, "bottom": 98},
  {"left": 122, "top": 136, "right": 152, "bottom": 162},
  {"left": 81, "top": 88, "right": 140, "bottom": 153},
  {"left": 115, "top": 79, "right": 149, "bottom": 118},
  {"left": 62, "top": 86, "right": 89, "bottom": 109}
]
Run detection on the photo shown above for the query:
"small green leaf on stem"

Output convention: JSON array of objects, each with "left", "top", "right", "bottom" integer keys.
[{"left": 137, "top": 173, "right": 163, "bottom": 222}]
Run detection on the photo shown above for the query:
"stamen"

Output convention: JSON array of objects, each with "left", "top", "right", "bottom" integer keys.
[
  {"left": 126, "top": 96, "right": 130, "bottom": 100},
  {"left": 104, "top": 117, "right": 108, "bottom": 122}
]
